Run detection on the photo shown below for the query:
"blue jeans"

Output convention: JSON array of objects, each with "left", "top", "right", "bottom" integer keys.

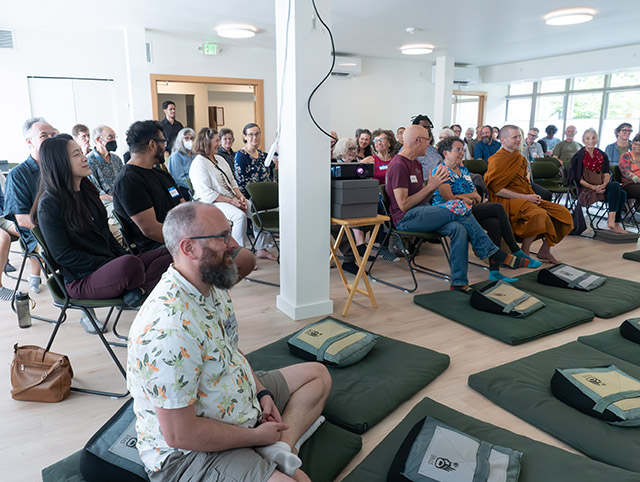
[{"left": 396, "top": 204, "right": 499, "bottom": 286}]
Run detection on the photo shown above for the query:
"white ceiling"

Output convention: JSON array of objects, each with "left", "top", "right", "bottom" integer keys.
[{"left": 9, "top": 0, "right": 640, "bottom": 67}]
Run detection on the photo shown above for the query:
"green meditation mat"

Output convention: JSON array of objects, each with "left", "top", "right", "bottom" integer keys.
[
  {"left": 512, "top": 267, "right": 640, "bottom": 318},
  {"left": 622, "top": 249, "right": 640, "bottom": 262},
  {"left": 412, "top": 288, "right": 593, "bottom": 345},
  {"left": 246, "top": 317, "right": 450, "bottom": 434},
  {"left": 42, "top": 421, "right": 361, "bottom": 482},
  {"left": 342, "top": 397, "right": 640, "bottom": 482},
  {"left": 578, "top": 328, "right": 640, "bottom": 367},
  {"left": 468, "top": 341, "right": 640, "bottom": 472}
]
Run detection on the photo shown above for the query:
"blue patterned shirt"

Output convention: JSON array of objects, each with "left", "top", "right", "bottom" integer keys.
[
  {"left": 431, "top": 164, "right": 476, "bottom": 206},
  {"left": 87, "top": 148, "right": 124, "bottom": 196},
  {"left": 234, "top": 149, "right": 275, "bottom": 197}
]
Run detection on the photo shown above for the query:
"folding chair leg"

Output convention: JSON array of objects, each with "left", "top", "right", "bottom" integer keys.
[
  {"left": 368, "top": 233, "right": 421, "bottom": 293},
  {"left": 48, "top": 304, "right": 128, "bottom": 398},
  {"left": 109, "top": 307, "right": 128, "bottom": 348},
  {"left": 10, "top": 254, "right": 58, "bottom": 324}
]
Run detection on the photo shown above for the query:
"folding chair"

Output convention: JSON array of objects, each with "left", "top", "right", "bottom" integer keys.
[
  {"left": 611, "top": 165, "right": 639, "bottom": 230},
  {"left": 568, "top": 179, "right": 608, "bottom": 232},
  {"left": 112, "top": 210, "right": 139, "bottom": 255},
  {"left": 7, "top": 217, "right": 56, "bottom": 324},
  {"left": 31, "top": 226, "right": 129, "bottom": 398},
  {"left": 367, "top": 185, "right": 450, "bottom": 293},
  {"left": 245, "top": 181, "right": 279, "bottom": 257},
  {"left": 463, "top": 158, "right": 488, "bottom": 176},
  {"left": 245, "top": 181, "right": 280, "bottom": 288},
  {"left": 531, "top": 159, "right": 569, "bottom": 205}
]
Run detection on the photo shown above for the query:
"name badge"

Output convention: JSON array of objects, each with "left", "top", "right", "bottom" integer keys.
[
  {"left": 379, "top": 164, "right": 388, "bottom": 170},
  {"left": 410, "top": 175, "right": 419, "bottom": 183},
  {"left": 168, "top": 187, "right": 180, "bottom": 198}
]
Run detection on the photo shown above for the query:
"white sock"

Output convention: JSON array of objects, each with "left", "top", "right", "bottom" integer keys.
[
  {"left": 255, "top": 441, "right": 301, "bottom": 477},
  {"left": 293, "top": 415, "right": 325, "bottom": 452}
]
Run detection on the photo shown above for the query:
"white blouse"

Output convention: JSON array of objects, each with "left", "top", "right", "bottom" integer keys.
[{"left": 189, "top": 154, "right": 239, "bottom": 204}]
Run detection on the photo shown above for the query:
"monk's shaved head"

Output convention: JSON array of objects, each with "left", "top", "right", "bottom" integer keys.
[{"left": 499, "top": 125, "right": 518, "bottom": 142}]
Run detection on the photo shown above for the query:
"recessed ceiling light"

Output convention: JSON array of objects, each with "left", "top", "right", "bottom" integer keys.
[
  {"left": 216, "top": 25, "right": 256, "bottom": 39},
  {"left": 400, "top": 44, "right": 434, "bottom": 55},
  {"left": 544, "top": 7, "right": 596, "bottom": 26}
]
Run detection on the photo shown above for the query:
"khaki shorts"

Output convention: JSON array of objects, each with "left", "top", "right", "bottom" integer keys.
[
  {"left": 0, "top": 217, "right": 18, "bottom": 241},
  {"left": 149, "top": 370, "right": 291, "bottom": 482}
]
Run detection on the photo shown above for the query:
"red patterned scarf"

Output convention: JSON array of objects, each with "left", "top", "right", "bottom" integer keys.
[{"left": 583, "top": 148, "right": 604, "bottom": 172}]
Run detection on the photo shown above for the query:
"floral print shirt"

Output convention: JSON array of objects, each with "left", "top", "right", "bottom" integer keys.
[
  {"left": 234, "top": 149, "right": 276, "bottom": 198},
  {"left": 127, "top": 266, "right": 259, "bottom": 472},
  {"left": 87, "top": 148, "right": 124, "bottom": 196}
]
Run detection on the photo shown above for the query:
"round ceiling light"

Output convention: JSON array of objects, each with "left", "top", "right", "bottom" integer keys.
[
  {"left": 400, "top": 44, "right": 434, "bottom": 56},
  {"left": 544, "top": 7, "right": 596, "bottom": 26},
  {"left": 216, "top": 25, "right": 256, "bottom": 39}
]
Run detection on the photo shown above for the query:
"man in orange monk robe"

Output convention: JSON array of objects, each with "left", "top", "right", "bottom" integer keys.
[{"left": 484, "top": 125, "right": 572, "bottom": 264}]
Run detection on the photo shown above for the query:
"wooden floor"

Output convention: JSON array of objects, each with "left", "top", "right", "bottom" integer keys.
[{"left": 2, "top": 234, "right": 639, "bottom": 482}]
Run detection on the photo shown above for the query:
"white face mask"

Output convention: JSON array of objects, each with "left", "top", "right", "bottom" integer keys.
[{"left": 183, "top": 140, "right": 193, "bottom": 150}]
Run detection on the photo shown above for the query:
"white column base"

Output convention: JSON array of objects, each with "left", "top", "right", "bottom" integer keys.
[{"left": 276, "top": 295, "right": 333, "bottom": 321}]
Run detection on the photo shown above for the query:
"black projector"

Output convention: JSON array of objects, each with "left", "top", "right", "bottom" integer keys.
[{"left": 330, "top": 162, "right": 374, "bottom": 180}]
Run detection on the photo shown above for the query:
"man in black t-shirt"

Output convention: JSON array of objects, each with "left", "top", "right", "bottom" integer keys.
[
  {"left": 160, "top": 100, "right": 184, "bottom": 154},
  {"left": 113, "top": 120, "right": 183, "bottom": 253}
]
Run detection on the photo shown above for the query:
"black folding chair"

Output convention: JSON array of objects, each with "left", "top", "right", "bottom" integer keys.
[
  {"left": 367, "top": 185, "right": 450, "bottom": 293},
  {"left": 31, "top": 226, "right": 129, "bottom": 398}
]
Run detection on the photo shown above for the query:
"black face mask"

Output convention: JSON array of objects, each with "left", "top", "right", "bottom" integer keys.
[{"left": 105, "top": 140, "right": 117, "bottom": 152}]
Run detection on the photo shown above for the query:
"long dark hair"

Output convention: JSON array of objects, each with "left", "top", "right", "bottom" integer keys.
[{"left": 31, "top": 135, "right": 105, "bottom": 233}]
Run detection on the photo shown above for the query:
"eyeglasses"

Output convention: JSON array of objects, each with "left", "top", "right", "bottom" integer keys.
[
  {"left": 452, "top": 147, "right": 465, "bottom": 152},
  {"left": 527, "top": 133, "right": 538, "bottom": 138},
  {"left": 104, "top": 134, "right": 117, "bottom": 141},
  {"left": 621, "top": 129, "right": 633, "bottom": 133},
  {"left": 417, "top": 136, "right": 430, "bottom": 143},
  {"left": 189, "top": 222, "right": 234, "bottom": 244},
  {"left": 245, "top": 132, "right": 261, "bottom": 137},
  {"left": 153, "top": 138, "right": 168, "bottom": 144},
  {"left": 373, "top": 137, "right": 388, "bottom": 143},
  {"left": 347, "top": 146, "right": 357, "bottom": 151}
]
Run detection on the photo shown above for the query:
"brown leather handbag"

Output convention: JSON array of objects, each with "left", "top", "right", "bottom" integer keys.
[{"left": 10, "top": 344, "right": 74, "bottom": 402}]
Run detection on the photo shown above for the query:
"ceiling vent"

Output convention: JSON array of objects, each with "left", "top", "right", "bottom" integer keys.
[
  {"left": 0, "top": 30, "right": 15, "bottom": 49},
  {"left": 331, "top": 56, "right": 361, "bottom": 77}
]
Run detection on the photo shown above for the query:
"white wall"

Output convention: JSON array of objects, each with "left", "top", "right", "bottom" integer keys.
[
  {"left": 329, "top": 57, "right": 434, "bottom": 139},
  {"left": 0, "top": 27, "right": 133, "bottom": 163},
  {"left": 207, "top": 91, "right": 255, "bottom": 152},
  {"left": 146, "top": 30, "right": 279, "bottom": 148}
]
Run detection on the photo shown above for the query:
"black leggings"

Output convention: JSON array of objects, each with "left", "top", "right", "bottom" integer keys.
[{"left": 471, "top": 202, "right": 520, "bottom": 253}]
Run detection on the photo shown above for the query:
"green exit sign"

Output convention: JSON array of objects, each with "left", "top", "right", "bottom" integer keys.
[{"left": 203, "top": 43, "right": 219, "bottom": 56}]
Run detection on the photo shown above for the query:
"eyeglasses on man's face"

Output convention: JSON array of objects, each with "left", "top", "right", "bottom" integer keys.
[{"left": 189, "top": 222, "right": 234, "bottom": 244}]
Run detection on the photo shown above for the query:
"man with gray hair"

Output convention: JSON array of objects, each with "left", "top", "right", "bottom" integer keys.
[
  {"left": 4, "top": 117, "right": 55, "bottom": 294},
  {"left": 87, "top": 124, "right": 124, "bottom": 210},
  {"left": 127, "top": 202, "right": 330, "bottom": 482}
]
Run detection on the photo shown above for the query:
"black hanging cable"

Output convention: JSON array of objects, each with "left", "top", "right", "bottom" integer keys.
[{"left": 308, "top": 0, "right": 337, "bottom": 141}]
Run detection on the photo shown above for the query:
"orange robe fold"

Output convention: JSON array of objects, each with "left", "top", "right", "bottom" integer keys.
[{"left": 484, "top": 149, "right": 572, "bottom": 245}]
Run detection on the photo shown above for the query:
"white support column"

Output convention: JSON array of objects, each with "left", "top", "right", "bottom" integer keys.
[
  {"left": 432, "top": 55, "right": 455, "bottom": 131},
  {"left": 123, "top": 26, "right": 152, "bottom": 122},
  {"left": 275, "top": 0, "right": 333, "bottom": 320}
]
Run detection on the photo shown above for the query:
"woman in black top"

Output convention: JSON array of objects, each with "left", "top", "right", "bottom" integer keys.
[{"left": 32, "top": 135, "right": 172, "bottom": 306}]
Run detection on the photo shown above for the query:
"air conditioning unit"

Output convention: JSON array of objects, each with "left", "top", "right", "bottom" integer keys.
[
  {"left": 332, "top": 56, "right": 361, "bottom": 77},
  {"left": 431, "top": 66, "right": 480, "bottom": 85}
]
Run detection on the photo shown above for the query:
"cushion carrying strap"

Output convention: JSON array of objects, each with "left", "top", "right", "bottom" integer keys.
[
  {"left": 501, "top": 294, "right": 531, "bottom": 314},
  {"left": 592, "top": 390, "right": 640, "bottom": 413},
  {"left": 472, "top": 441, "right": 493, "bottom": 482},
  {"left": 316, "top": 330, "right": 356, "bottom": 362}
]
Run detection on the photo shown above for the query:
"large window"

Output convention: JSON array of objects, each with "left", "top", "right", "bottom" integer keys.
[{"left": 505, "top": 71, "right": 640, "bottom": 149}]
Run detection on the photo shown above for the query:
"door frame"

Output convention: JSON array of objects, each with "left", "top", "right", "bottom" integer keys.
[
  {"left": 452, "top": 90, "right": 487, "bottom": 127},
  {"left": 150, "top": 73, "right": 265, "bottom": 149}
]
